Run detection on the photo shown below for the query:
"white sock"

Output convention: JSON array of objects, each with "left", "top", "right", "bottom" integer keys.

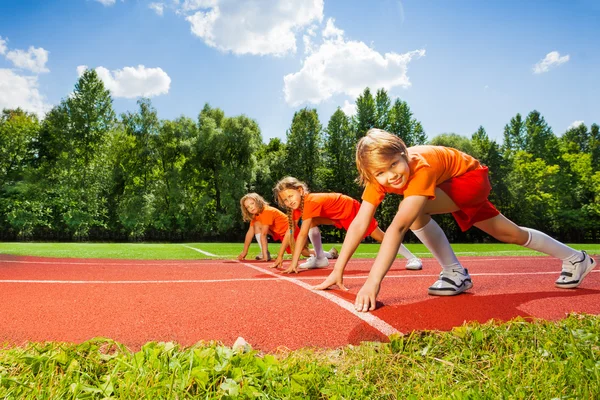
[
  {"left": 397, "top": 244, "right": 417, "bottom": 260},
  {"left": 522, "top": 228, "right": 580, "bottom": 262},
  {"left": 255, "top": 233, "right": 263, "bottom": 253},
  {"left": 308, "top": 227, "right": 326, "bottom": 259},
  {"left": 411, "top": 219, "right": 462, "bottom": 270}
]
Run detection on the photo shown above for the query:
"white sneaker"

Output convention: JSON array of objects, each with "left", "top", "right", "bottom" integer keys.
[
  {"left": 555, "top": 251, "right": 597, "bottom": 289},
  {"left": 405, "top": 258, "right": 423, "bottom": 270},
  {"left": 428, "top": 267, "right": 472, "bottom": 296},
  {"left": 299, "top": 255, "right": 330, "bottom": 269}
]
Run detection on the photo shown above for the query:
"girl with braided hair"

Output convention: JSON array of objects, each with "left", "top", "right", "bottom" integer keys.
[
  {"left": 239, "top": 193, "right": 335, "bottom": 263},
  {"left": 272, "top": 176, "right": 423, "bottom": 274}
]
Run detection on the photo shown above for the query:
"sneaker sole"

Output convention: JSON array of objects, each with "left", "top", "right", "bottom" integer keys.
[
  {"left": 428, "top": 280, "right": 473, "bottom": 296},
  {"left": 406, "top": 264, "right": 423, "bottom": 271},
  {"left": 555, "top": 256, "right": 597, "bottom": 289}
]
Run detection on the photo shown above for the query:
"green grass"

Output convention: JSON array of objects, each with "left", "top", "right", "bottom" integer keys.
[
  {"left": 1, "top": 314, "right": 598, "bottom": 398},
  {"left": 1, "top": 242, "right": 599, "bottom": 260}
]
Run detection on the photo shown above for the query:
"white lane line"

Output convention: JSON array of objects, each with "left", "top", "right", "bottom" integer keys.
[
  {"left": 0, "top": 278, "right": 278, "bottom": 284},
  {"left": 0, "top": 256, "right": 567, "bottom": 265},
  {"left": 181, "top": 245, "right": 218, "bottom": 257},
  {"left": 2, "top": 270, "right": 597, "bottom": 285},
  {"left": 238, "top": 261, "right": 400, "bottom": 337}
]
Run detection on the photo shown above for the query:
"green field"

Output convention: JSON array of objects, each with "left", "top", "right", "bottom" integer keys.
[{"left": 1, "top": 242, "right": 599, "bottom": 260}]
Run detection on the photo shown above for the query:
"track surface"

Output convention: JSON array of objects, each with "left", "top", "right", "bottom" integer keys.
[{"left": 1, "top": 254, "right": 599, "bottom": 352}]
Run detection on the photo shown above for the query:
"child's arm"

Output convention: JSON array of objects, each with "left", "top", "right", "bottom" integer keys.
[
  {"left": 271, "top": 231, "right": 291, "bottom": 268},
  {"left": 282, "top": 219, "right": 312, "bottom": 274},
  {"left": 355, "top": 195, "right": 428, "bottom": 312},
  {"left": 237, "top": 224, "right": 255, "bottom": 260},
  {"left": 313, "top": 201, "right": 378, "bottom": 290}
]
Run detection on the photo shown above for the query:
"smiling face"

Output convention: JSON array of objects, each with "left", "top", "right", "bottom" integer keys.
[
  {"left": 243, "top": 198, "right": 259, "bottom": 215},
  {"left": 278, "top": 188, "right": 303, "bottom": 210},
  {"left": 370, "top": 155, "right": 410, "bottom": 190}
]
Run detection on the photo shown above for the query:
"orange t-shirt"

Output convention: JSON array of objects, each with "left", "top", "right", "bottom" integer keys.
[
  {"left": 362, "top": 145, "right": 481, "bottom": 206},
  {"left": 250, "top": 205, "right": 289, "bottom": 238},
  {"left": 292, "top": 193, "right": 355, "bottom": 222}
]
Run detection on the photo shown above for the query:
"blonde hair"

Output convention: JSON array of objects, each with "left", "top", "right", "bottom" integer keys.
[
  {"left": 356, "top": 128, "right": 409, "bottom": 186},
  {"left": 272, "top": 177, "right": 309, "bottom": 253},
  {"left": 240, "top": 193, "right": 268, "bottom": 222}
]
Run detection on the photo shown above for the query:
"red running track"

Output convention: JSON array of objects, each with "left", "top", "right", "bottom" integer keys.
[{"left": 1, "top": 254, "right": 598, "bottom": 352}]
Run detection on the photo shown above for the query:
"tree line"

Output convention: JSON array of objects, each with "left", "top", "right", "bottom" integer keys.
[{"left": 1, "top": 70, "right": 599, "bottom": 243}]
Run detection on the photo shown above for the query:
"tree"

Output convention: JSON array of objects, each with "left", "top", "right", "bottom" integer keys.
[
  {"left": 192, "top": 105, "right": 262, "bottom": 236},
  {"left": 589, "top": 123, "right": 599, "bottom": 172},
  {"left": 284, "top": 108, "right": 323, "bottom": 190},
  {"left": 561, "top": 123, "right": 589, "bottom": 154},
  {"left": 429, "top": 133, "right": 475, "bottom": 155},
  {"left": 354, "top": 88, "right": 376, "bottom": 139},
  {"left": 0, "top": 109, "right": 39, "bottom": 186},
  {"left": 524, "top": 110, "right": 559, "bottom": 164},
  {"left": 322, "top": 108, "right": 359, "bottom": 198},
  {"left": 502, "top": 113, "right": 525, "bottom": 155},
  {"left": 374, "top": 88, "right": 391, "bottom": 131}
]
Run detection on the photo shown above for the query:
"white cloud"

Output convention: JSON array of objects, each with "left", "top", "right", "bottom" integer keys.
[
  {"left": 76, "top": 65, "right": 88, "bottom": 76},
  {"left": 95, "top": 0, "right": 117, "bottom": 6},
  {"left": 181, "top": 0, "right": 217, "bottom": 11},
  {"left": 568, "top": 120, "right": 584, "bottom": 129},
  {"left": 185, "top": 0, "right": 324, "bottom": 56},
  {"left": 0, "top": 37, "right": 7, "bottom": 55},
  {"left": 150, "top": 2, "right": 165, "bottom": 15},
  {"left": 5, "top": 46, "right": 50, "bottom": 73},
  {"left": 78, "top": 65, "right": 171, "bottom": 98},
  {"left": 284, "top": 19, "right": 425, "bottom": 106},
  {"left": 533, "top": 51, "right": 570, "bottom": 74},
  {"left": 322, "top": 18, "right": 343, "bottom": 40},
  {"left": 341, "top": 100, "right": 356, "bottom": 116},
  {"left": 0, "top": 69, "right": 50, "bottom": 117}
]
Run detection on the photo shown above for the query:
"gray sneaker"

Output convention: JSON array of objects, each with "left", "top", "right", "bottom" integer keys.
[
  {"left": 255, "top": 251, "right": 272, "bottom": 261},
  {"left": 428, "top": 267, "right": 472, "bottom": 296},
  {"left": 555, "top": 251, "right": 596, "bottom": 289}
]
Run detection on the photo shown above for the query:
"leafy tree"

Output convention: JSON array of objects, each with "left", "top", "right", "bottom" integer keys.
[
  {"left": 193, "top": 105, "right": 262, "bottom": 236},
  {"left": 561, "top": 123, "right": 589, "bottom": 154},
  {"left": 322, "top": 108, "right": 359, "bottom": 198},
  {"left": 502, "top": 113, "right": 525, "bottom": 155},
  {"left": 507, "top": 151, "right": 560, "bottom": 231},
  {"left": 524, "top": 110, "right": 559, "bottom": 164},
  {"left": 354, "top": 88, "right": 376, "bottom": 138},
  {"left": 151, "top": 116, "right": 196, "bottom": 236},
  {"left": 374, "top": 88, "right": 391, "bottom": 131},
  {"left": 589, "top": 123, "right": 600, "bottom": 172},
  {"left": 429, "top": 133, "right": 475, "bottom": 155},
  {"left": 284, "top": 108, "right": 323, "bottom": 190},
  {"left": 388, "top": 99, "right": 427, "bottom": 146},
  {"left": 0, "top": 109, "right": 39, "bottom": 186},
  {"left": 252, "top": 138, "right": 287, "bottom": 202}
]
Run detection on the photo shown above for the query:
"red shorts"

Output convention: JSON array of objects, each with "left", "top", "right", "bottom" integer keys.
[
  {"left": 333, "top": 198, "right": 379, "bottom": 238},
  {"left": 438, "top": 166, "right": 500, "bottom": 232}
]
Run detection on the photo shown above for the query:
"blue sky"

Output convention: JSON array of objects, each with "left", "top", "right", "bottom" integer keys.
[{"left": 1, "top": 0, "right": 598, "bottom": 144}]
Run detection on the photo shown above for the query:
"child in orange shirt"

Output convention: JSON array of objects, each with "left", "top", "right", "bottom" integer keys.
[
  {"left": 272, "top": 177, "right": 423, "bottom": 273},
  {"left": 316, "top": 129, "right": 597, "bottom": 312},
  {"left": 238, "top": 193, "right": 336, "bottom": 262}
]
